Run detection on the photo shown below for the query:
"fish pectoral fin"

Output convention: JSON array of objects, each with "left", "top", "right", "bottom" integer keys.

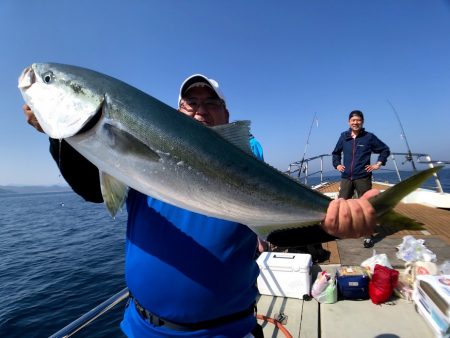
[
  {"left": 100, "top": 172, "right": 129, "bottom": 217},
  {"left": 210, "top": 120, "right": 253, "bottom": 156},
  {"left": 103, "top": 123, "right": 161, "bottom": 162},
  {"left": 369, "top": 166, "right": 443, "bottom": 216}
]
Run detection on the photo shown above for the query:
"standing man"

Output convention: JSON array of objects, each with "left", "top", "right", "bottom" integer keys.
[
  {"left": 332, "top": 110, "right": 390, "bottom": 248},
  {"left": 24, "top": 77, "right": 379, "bottom": 338}
]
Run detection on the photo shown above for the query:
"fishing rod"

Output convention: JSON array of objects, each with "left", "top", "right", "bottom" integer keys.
[
  {"left": 298, "top": 112, "right": 318, "bottom": 174},
  {"left": 387, "top": 100, "right": 417, "bottom": 172}
]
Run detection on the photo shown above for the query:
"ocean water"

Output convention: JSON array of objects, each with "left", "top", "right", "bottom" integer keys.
[
  {"left": 0, "top": 169, "right": 449, "bottom": 337},
  {"left": 373, "top": 167, "right": 450, "bottom": 192},
  {"left": 0, "top": 192, "right": 127, "bottom": 337}
]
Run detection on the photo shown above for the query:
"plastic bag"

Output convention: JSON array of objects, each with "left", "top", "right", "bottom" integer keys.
[
  {"left": 369, "top": 264, "right": 399, "bottom": 304},
  {"left": 360, "top": 250, "right": 392, "bottom": 274},
  {"left": 394, "top": 273, "right": 414, "bottom": 301},
  {"left": 394, "top": 260, "right": 438, "bottom": 301},
  {"left": 402, "top": 260, "right": 438, "bottom": 287},
  {"left": 405, "top": 261, "right": 438, "bottom": 277},
  {"left": 311, "top": 271, "right": 330, "bottom": 296},
  {"left": 311, "top": 271, "right": 337, "bottom": 304},
  {"left": 439, "top": 260, "right": 450, "bottom": 275},
  {"left": 396, "top": 236, "right": 436, "bottom": 262}
]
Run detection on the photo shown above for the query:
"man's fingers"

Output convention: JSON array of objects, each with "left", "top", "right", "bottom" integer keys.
[
  {"left": 23, "top": 104, "right": 45, "bottom": 133},
  {"left": 322, "top": 194, "right": 378, "bottom": 239},
  {"left": 358, "top": 198, "right": 377, "bottom": 235},
  {"left": 323, "top": 199, "right": 341, "bottom": 236},
  {"left": 347, "top": 199, "right": 366, "bottom": 237},
  {"left": 337, "top": 199, "right": 353, "bottom": 238}
]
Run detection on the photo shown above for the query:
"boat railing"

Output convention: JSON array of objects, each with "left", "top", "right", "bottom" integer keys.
[
  {"left": 286, "top": 154, "right": 332, "bottom": 186},
  {"left": 390, "top": 152, "right": 449, "bottom": 193},
  {"left": 48, "top": 287, "right": 129, "bottom": 338},
  {"left": 286, "top": 152, "right": 448, "bottom": 193}
]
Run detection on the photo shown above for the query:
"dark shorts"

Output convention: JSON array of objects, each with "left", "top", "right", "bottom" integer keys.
[
  {"left": 338, "top": 176, "right": 372, "bottom": 199},
  {"left": 251, "top": 323, "right": 264, "bottom": 337}
]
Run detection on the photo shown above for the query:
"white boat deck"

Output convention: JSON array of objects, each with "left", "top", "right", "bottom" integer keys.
[
  {"left": 257, "top": 294, "right": 434, "bottom": 338},
  {"left": 256, "top": 265, "right": 435, "bottom": 338}
]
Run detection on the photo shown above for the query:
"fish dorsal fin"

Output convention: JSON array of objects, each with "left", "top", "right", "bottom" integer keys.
[
  {"left": 211, "top": 120, "right": 253, "bottom": 156},
  {"left": 100, "top": 171, "right": 129, "bottom": 217}
]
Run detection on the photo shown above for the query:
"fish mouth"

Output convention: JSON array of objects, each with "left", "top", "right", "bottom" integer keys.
[{"left": 18, "top": 66, "right": 35, "bottom": 89}]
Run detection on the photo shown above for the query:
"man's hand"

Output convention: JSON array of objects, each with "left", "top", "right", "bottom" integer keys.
[
  {"left": 321, "top": 189, "right": 379, "bottom": 238},
  {"left": 365, "top": 162, "right": 382, "bottom": 172},
  {"left": 336, "top": 164, "right": 345, "bottom": 172},
  {"left": 23, "top": 104, "right": 44, "bottom": 133}
]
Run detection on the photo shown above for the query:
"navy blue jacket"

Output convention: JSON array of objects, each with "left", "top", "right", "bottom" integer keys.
[{"left": 332, "top": 128, "right": 390, "bottom": 180}]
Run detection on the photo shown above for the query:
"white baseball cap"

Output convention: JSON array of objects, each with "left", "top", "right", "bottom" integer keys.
[{"left": 178, "top": 74, "right": 226, "bottom": 106}]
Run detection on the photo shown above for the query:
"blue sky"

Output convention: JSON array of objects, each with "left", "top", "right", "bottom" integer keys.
[{"left": 1, "top": 0, "right": 450, "bottom": 185}]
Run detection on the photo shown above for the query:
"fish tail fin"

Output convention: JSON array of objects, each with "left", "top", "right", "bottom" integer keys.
[
  {"left": 369, "top": 166, "right": 443, "bottom": 217},
  {"left": 377, "top": 209, "right": 424, "bottom": 231},
  {"left": 266, "top": 167, "right": 441, "bottom": 247}
]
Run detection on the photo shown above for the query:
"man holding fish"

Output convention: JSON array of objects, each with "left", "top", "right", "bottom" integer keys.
[{"left": 22, "top": 69, "right": 378, "bottom": 337}]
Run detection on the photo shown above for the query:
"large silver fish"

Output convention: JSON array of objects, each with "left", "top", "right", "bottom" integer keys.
[{"left": 18, "top": 63, "right": 439, "bottom": 244}]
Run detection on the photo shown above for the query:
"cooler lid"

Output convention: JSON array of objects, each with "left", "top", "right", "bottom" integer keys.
[{"left": 257, "top": 252, "right": 312, "bottom": 272}]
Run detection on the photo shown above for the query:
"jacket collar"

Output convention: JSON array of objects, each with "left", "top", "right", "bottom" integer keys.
[{"left": 345, "top": 128, "right": 366, "bottom": 139}]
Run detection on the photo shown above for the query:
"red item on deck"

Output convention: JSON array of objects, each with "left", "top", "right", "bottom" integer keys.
[{"left": 369, "top": 264, "right": 399, "bottom": 304}]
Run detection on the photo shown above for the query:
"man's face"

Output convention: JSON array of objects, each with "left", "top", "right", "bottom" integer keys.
[
  {"left": 348, "top": 116, "right": 364, "bottom": 133},
  {"left": 179, "top": 86, "right": 229, "bottom": 126}
]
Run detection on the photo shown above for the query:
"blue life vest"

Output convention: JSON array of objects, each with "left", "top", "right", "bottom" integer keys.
[{"left": 121, "top": 138, "right": 264, "bottom": 337}]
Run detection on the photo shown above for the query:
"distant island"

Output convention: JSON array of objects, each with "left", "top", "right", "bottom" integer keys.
[
  {"left": 0, "top": 185, "right": 71, "bottom": 194},
  {"left": 0, "top": 187, "right": 14, "bottom": 194}
]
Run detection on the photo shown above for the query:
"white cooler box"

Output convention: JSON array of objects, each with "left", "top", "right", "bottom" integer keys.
[
  {"left": 256, "top": 252, "right": 312, "bottom": 299},
  {"left": 414, "top": 275, "right": 450, "bottom": 338}
]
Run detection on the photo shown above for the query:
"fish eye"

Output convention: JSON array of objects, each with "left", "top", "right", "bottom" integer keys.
[{"left": 42, "top": 71, "right": 54, "bottom": 84}]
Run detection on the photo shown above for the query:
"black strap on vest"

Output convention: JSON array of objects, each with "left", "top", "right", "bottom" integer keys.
[{"left": 131, "top": 296, "right": 255, "bottom": 331}]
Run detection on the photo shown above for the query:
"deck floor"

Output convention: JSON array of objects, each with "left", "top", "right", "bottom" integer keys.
[
  {"left": 257, "top": 187, "right": 450, "bottom": 337},
  {"left": 315, "top": 180, "right": 450, "bottom": 265},
  {"left": 318, "top": 203, "right": 450, "bottom": 267},
  {"left": 256, "top": 274, "right": 435, "bottom": 338}
]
